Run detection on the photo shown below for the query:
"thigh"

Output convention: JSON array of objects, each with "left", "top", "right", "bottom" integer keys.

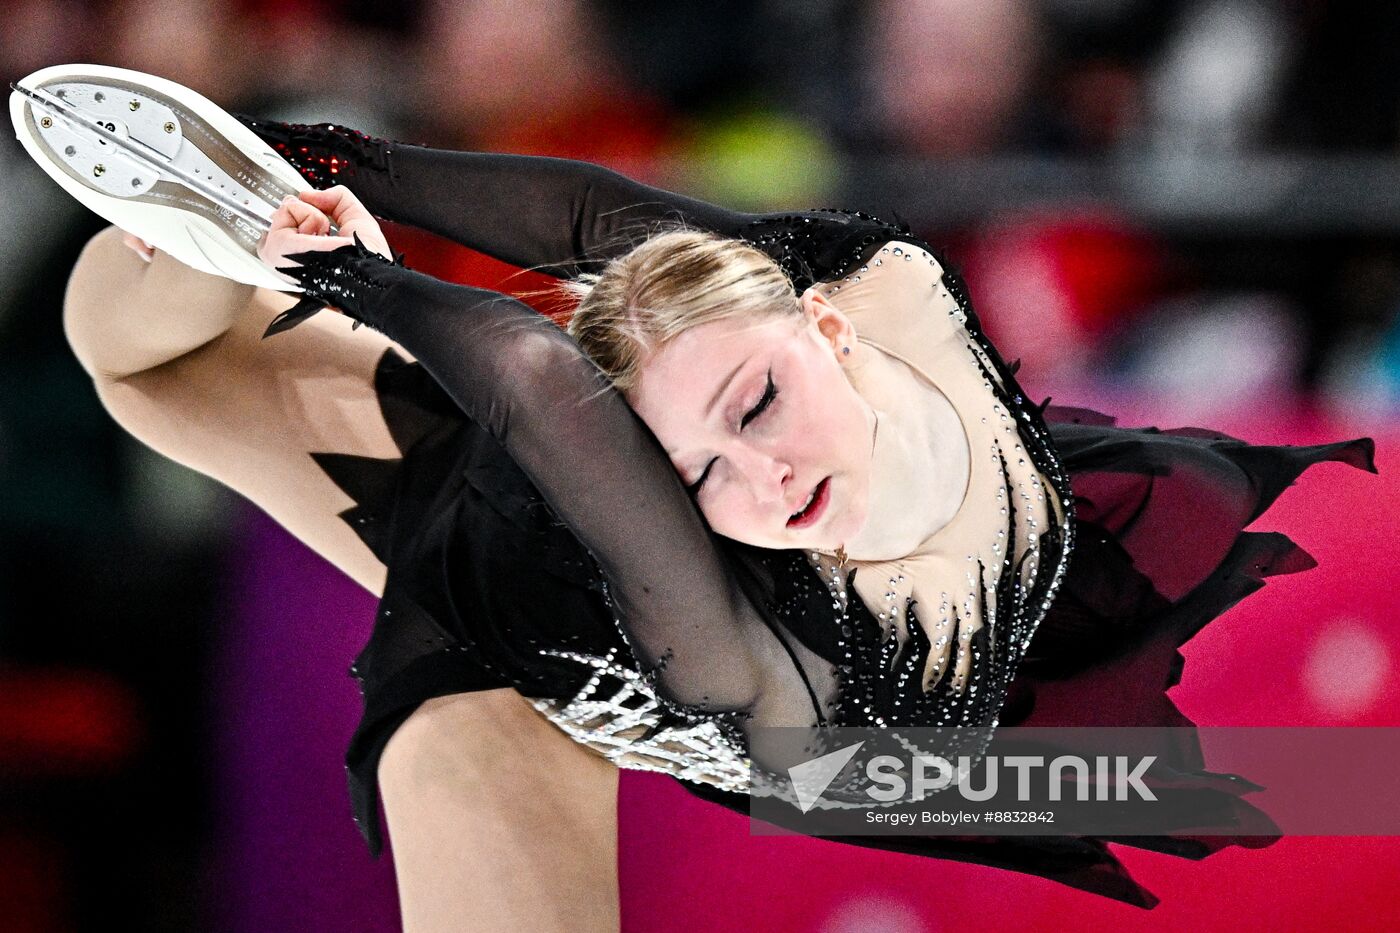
[
  {"left": 379, "top": 690, "right": 621, "bottom": 933},
  {"left": 70, "top": 225, "right": 411, "bottom": 594}
]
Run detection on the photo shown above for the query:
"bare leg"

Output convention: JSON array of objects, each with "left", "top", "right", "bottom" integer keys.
[
  {"left": 381, "top": 693, "right": 620, "bottom": 933},
  {"left": 64, "top": 227, "right": 622, "bottom": 931},
  {"left": 64, "top": 225, "right": 400, "bottom": 592}
]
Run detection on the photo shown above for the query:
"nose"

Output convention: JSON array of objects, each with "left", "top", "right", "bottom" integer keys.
[{"left": 733, "top": 446, "right": 791, "bottom": 508}]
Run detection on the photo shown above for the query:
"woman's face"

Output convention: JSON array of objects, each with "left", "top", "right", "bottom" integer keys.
[{"left": 627, "top": 290, "right": 876, "bottom": 552}]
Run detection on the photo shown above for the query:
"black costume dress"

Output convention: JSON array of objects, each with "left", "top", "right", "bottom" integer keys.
[{"left": 239, "top": 118, "right": 1379, "bottom": 908}]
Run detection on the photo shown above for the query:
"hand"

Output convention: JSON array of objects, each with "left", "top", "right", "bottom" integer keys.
[
  {"left": 122, "top": 230, "right": 155, "bottom": 263},
  {"left": 258, "top": 186, "right": 393, "bottom": 281}
]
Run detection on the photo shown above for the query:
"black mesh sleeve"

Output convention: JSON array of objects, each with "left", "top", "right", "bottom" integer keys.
[
  {"left": 235, "top": 115, "right": 905, "bottom": 285},
  {"left": 274, "top": 239, "right": 840, "bottom": 770}
]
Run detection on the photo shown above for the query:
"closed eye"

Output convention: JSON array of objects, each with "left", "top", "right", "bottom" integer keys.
[
  {"left": 688, "top": 369, "right": 778, "bottom": 496},
  {"left": 740, "top": 369, "right": 777, "bottom": 429},
  {"left": 686, "top": 458, "right": 716, "bottom": 496}
]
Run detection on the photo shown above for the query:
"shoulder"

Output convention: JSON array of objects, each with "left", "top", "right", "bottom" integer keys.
[
  {"left": 812, "top": 238, "right": 969, "bottom": 353},
  {"left": 737, "top": 208, "right": 986, "bottom": 338},
  {"left": 737, "top": 208, "right": 910, "bottom": 289}
]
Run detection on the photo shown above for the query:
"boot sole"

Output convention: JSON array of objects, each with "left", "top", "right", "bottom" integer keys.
[{"left": 10, "top": 63, "right": 310, "bottom": 291}]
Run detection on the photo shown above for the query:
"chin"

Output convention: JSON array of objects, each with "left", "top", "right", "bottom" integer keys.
[
  {"left": 829, "top": 495, "right": 868, "bottom": 547},
  {"left": 795, "top": 515, "right": 858, "bottom": 554}
]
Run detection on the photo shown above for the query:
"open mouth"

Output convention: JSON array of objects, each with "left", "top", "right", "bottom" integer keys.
[{"left": 787, "top": 476, "right": 831, "bottom": 529}]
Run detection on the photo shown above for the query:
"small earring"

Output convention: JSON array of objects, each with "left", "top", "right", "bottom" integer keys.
[{"left": 842, "top": 346, "right": 851, "bottom": 356}]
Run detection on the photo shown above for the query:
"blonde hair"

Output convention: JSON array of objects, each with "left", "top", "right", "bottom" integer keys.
[{"left": 562, "top": 228, "right": 800, "bottom": 391}]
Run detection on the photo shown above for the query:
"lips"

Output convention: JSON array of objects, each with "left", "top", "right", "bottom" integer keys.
[{"left": 787, "top": 476, "right": 831, "bottom": 529}]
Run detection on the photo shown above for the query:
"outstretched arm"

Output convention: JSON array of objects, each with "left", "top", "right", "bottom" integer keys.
[
  {"left": 237, "top": 115, "right": 753, "bottom": 277},
  {"left": 352, "top": 149, "right": 756, "bottom": 277},
  {"left": 237, "top": 116, "right": 904, "bottom": 286}
]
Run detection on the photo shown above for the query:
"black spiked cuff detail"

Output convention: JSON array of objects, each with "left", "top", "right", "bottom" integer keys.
[{"left": 263, "top": 233, "right": 408, "bottom": 338}]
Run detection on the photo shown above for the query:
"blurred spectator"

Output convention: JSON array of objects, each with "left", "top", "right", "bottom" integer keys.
[
  {"left": 674, "top": 107, "right": 838, "bottom": 211},
  {"left": 107, "top": 0, "right": 256, "bottom": 102},
  {"left": 863, "top": 0, "right": 1043, "bottom": 157},
  {"left": 387, "top": 0, "right": 681, "bottom": 311},
  {"left": 414, "top": 0, "right": 671, "bottom": 166},
  {"left": 1144, "top": 0, "right": 1295, "bottom": 154}
]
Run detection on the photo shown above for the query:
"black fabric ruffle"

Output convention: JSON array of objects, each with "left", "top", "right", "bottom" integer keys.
[
  {"left": 324, "top": 347, "right": 1377, "bottom": 907},
  {"left": 674, "top": 405, "right": 1376, "bottom": 908}
]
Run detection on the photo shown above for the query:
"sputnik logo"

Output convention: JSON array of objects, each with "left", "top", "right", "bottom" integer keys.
[{"left": 788, "top": 741, "right": 864, "bottom": 813}]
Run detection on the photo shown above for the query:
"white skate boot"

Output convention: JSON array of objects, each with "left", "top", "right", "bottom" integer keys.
[{"left": 9, "top": 63, "right": 310, "bottom": 291}]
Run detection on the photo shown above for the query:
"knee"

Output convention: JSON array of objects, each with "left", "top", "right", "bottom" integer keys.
[
  {"left": 62, "top": 225, "right": 258, "bottom": 381},
  {"left": 63, "top": 226, "right": 135, "bottom": 377}
]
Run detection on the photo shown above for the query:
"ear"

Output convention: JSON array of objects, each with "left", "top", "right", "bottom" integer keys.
[{"left": 799, "top": 286, "right": 858, "bottom": 363}]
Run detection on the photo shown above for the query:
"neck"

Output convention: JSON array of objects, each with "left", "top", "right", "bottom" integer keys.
[{"left": 835, "top": 343, "right": 970, "bottom": 562}]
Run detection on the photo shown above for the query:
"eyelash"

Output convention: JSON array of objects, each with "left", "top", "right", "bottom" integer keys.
[{"left": 686, "top": 370, "right": 778, "bottom": 495}]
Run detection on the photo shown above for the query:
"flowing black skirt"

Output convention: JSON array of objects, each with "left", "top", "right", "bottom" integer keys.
[{"left": 329, "top": 349, "right": 1377, "bottom": 908}]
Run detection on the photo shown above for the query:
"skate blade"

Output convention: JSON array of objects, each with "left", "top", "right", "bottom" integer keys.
[{"left": 10, "top": 65, "right": 315, "bottom": 290}]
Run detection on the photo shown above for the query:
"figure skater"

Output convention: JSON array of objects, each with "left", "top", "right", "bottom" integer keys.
[{"left": 19, "top": 66, "right": 1377, "bottom": 928}]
